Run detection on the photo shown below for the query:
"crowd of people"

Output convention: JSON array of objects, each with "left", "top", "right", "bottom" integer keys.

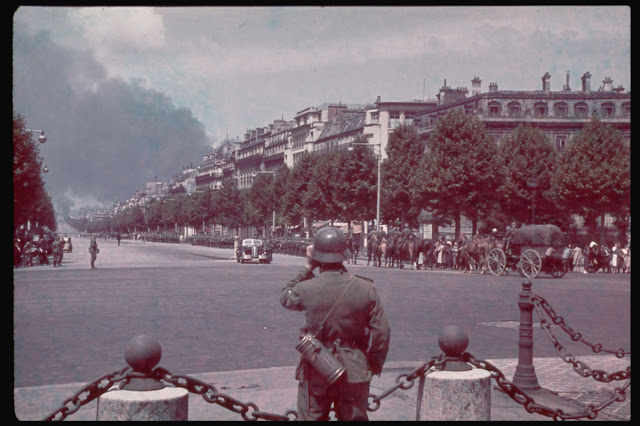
[{"left": 563, "top": 241, "right": 630, "bottom": 274}]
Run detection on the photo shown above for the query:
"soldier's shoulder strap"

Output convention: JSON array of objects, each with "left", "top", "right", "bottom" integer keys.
[{"left": 354, "top": 274, "right": 374, "bottom": 282}]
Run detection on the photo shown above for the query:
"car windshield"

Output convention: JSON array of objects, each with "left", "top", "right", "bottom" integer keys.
[{"left": 242, "top": 239, "right": 262, "bottom": 247}]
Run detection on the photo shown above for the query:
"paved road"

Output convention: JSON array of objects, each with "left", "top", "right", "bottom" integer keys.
[{"left": 14, "top": 236, "right": 630, "bottom": 390}]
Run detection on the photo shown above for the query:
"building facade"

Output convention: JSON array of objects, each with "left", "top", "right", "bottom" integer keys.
[{"left": 414, "top": 72, "right": 631, "bottom": 146}]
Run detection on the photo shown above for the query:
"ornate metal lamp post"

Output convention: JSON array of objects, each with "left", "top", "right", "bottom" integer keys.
[{"left": 26, "top": 128, "right": 47, "bottom": 144}]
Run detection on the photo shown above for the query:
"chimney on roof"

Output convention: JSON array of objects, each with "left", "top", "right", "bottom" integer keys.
[
  {"left": 489, "top": 82, "right": 498, "bottom": 92},
  {"left": 471, "top": 77, "right": 482, "bottom": 96},
  {"left": 581, "top": 72, "right": 592, "bottom": 93},
  {"left": 602, "top": 77, "right": 613, "bottom": 92},
  {"left": 563, "top": 71, "right": 571, "bottom": 91},
  {"left": 542, "top": 72, "right": 551, "bottom": 92}
]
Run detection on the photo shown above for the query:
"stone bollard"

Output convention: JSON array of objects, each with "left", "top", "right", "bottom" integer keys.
[
  {"left": 420, "top": 325, "right": 491, "bottom": 421},
  {"left": 97, "top": 335, "right": 188, "bottom": 421}
]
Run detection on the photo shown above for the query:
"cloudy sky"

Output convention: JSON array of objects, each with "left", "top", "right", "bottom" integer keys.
[{"left": 12, "top": 6, "right": 630, "bottom": 214}]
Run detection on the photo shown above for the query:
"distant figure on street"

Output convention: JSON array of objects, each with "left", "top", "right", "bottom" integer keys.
[
  {"left": 117, "top": 233, "right": 121, "bottom": 246},
  {"left": 52, "top": 237, "right": 62, "bottom": 267},
  {"left": 89, "top": 236, "right": 99, "bottom": 269}
]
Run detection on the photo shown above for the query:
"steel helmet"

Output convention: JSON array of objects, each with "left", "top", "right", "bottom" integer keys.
[{"left": 311, "top": 226, "right": 351, "bottom": 263}]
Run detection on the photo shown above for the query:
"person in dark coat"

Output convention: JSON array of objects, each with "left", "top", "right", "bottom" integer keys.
[
  {"left": 280, "top": 226, "right": 390, "bottom": 421},
  {"left": 89, "top": 236, "right": 99, "bottom": 269},
  {"left": 52, "top": 238, "right": 62, "bottom": 267}
]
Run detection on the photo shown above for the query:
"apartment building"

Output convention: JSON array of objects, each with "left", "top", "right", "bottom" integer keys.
[{"left": 414, "top": 72, "right": 631, "bottom": 147}]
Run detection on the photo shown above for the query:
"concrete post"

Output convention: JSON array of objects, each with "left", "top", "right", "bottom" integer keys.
[
  {"left": 97, "top": 335, "right": 188, "bottom": 421},
  {"left": 420, "top": 325, "right": 491, "bottom": 421},
  {"left": 512, "top": 280, "right": 541, "bottom": 390},
  {"left": 97, "top": 388, "right": 188, "bottom": 420}
]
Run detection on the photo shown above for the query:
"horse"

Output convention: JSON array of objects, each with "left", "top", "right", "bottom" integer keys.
[
  {"left": 458, "top": 234, "right": 496, "bottom": 274},
  {"left": 366, "top": 232, "right": 378, "bottom": 266},
  {"left": 420, "top": 239, "right": 436, "bottom": 270},
  {"left": 347, "top": 235, "right": 361, "bottom": 265},
  {"left": 391, "top": 234, "right": 421, "bottom": 269},
  {"left": 415, "top": 239, "right": 433, "bottom": 270},
  {"left": 366, "top": 231, "right": 388, "bottom": 268}
]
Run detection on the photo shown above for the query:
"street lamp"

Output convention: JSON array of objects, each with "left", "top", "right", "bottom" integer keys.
[
  {"left": 527, "top": 178, "right": 538, "bottom": 225},
  {"left": 348, "top": 142, "right": 382, "bottom": 232},
  {"left": 26, "top": 129, "right": 47, "bottom": 144},
  {"left": 253, "top": 170, "right": 277, "bottom": 237}
]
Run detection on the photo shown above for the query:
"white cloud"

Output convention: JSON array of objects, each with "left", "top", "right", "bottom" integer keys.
[{"left": 67, "top": 7, "right": 166, "bottom": 76}]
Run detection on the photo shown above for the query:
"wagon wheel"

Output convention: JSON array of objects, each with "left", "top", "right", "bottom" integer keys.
[
  {"left": 519, "top": 249, "right": 542, "bottom": 279},
  {"left": 487, "top": 248, "right": 506, "bottom": 276}
]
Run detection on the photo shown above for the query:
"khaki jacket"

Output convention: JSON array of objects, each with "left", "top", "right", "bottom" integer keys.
[{"left": 280, "top": 266, "right": 390, "bottom": 383}]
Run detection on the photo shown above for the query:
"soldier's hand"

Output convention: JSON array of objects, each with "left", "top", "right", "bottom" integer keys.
[{"left": 306, "top": 258, "right": 320, "bottom": 271}]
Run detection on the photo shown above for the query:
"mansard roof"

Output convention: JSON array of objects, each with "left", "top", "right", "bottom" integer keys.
[{"left": 316, "top": 112, "right": 366, "bottom": 141}]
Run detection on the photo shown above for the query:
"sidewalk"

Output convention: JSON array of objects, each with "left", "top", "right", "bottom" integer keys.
[{"left": 14, "top": 356, "right": 630, "bottom": 421}]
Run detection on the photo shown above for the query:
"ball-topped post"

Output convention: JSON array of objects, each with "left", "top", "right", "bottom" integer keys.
[
  {"left": 438, "top": 325, "right": 472, "bottom": 371},
  {"left": 121, "top": 335, "right": 165, "bottom": 390}
]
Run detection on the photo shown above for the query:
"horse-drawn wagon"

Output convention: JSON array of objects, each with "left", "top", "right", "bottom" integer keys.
[{"left": 487, "top": 224, "right": 566, "bottom": 278}]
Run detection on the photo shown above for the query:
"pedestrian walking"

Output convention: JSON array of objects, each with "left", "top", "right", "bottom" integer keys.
[
  {"left": 571, "top": 244, "right": 583, "bottom": 273},
  {"left": 117, "top": 233, "right": 121, "bottom": 246},
  {"left": 562, "top": 244, "right": 573, "bottom": 273},
  {"left": 52, "top": 237, "right": 62, "bottom": 267},
  {"left": 37, "top": 238, "right": 49, "bottom": 265},
  {"left": 280, "top": 226, "right": 390, "bottom": 421},
  {"left": 89, "top": 236, "right": 99, "bottom": 269},
  {"left": 14, "top": 238, "right": 22, "bottom": 268}
]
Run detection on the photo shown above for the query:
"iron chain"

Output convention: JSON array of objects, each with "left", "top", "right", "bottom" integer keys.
[
  {"left": 42, "top": 366, "right": 133, "bottom": 421},
  {"left": 367, "top": 354, "right": 444, "bottom": 412},
  {"left": 530, "top": 294, "right": 631, "bottom": 382},
  {"left": 152, "top": 367, "right": 297, "bottom": 421},
  {"left": 465, "top": 353, "right": 631, "bottom": 421}
]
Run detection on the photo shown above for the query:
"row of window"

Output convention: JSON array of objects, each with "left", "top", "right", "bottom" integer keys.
[{"left": 487, "top": 101, "right": 630, "bottom": 119}]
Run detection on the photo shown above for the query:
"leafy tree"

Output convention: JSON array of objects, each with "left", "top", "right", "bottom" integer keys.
[
  {"left": 283, "top": 152, "right": 317, "bottom": 235},
  {"left": 273, "top": 164, "right": 291, "bottom": 235},
  {"left": 382, "top": 125, "right": 425, "bottom": 229},
  {"left": 126, "top": 205, "right": 145, "bottom": 232},
  {"left": 13, "top": 112, "right": 55, "bottom": 232},
  {"left": 244, "top": 173, "right": 276, "bottom": 234},
  {"left": 410, "top": 109, "right": 503, "bottom": 238},
  {"left": 181, "top": 190, "right": 210, "bottom": 232},
  {"left": 305, "top": 151, "right": 340, "bottom": 222},
  {"left": 552, "top": 116, "right": 630, "bottom": 242},
  {"left": 498, "top": 125, "right": 567, "bottom": 227},
  {"left": 337, "top": 141, "right": 378, "bottom": 226},
  {"left": 212, "top": 178, "right": 244, "bottom": 233},
  {"left": 161, "top": 198, "right": 181, "bottom": 233},
  {"left": 144, "top": 198, "right": 164, "bottom": 232}
]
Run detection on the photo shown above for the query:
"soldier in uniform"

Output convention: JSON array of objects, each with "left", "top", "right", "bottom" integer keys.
[
  {"left": 503, "top": 222, "right": 519, "bottom": 253},
  {"left": 280, "top": 226, "right": 390, "bottom": 421},
  {"left": 52, "top": 237, "right": 62, "bottom": 267},
  {"left": 89, "top": 236, "right": 99, "bottom": 269}
]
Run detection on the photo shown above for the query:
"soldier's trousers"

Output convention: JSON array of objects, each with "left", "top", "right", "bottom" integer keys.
[{"left": 296, "top": 372, "right": 369, "bottom": 421}]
